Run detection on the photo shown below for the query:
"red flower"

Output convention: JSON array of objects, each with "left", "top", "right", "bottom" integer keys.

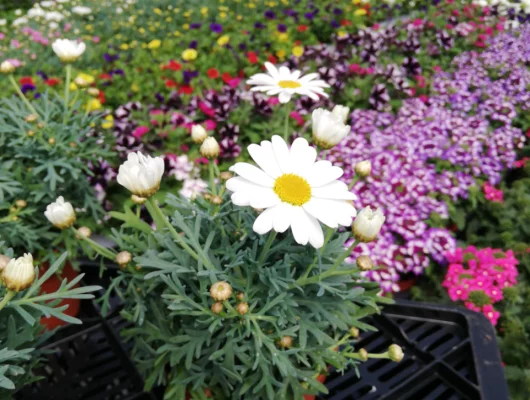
[
  {"left": 20, "top": 76, "right": 34, "bottom": 85},
  {"left": 297, "top": 25, "right": 308, "bottom": 32},
  {"left": 247, "top": 51, "right": 258, "bottom": 64},
  {"left": 98, "top": 90, "right": 106, "bottom": 104},
  {"left": 179, "top": 85, "right": 193, "bottom": 95},
  {"left": 340, "top": 19, "right": 352, "bottom": 26},
  {"left": 99, "top": 73, "right": 112, "bottom": 80},
  {"left": 165, "top": 79, "right": 178, "bottom": 88},
  {"left": 167, "top": 60, "right": 182, "bottom": 71},
  {"left": 207, "top": 68, "right": 219, "bottom": 79},
  {"left": 222, "top": 72, "right": 233, "bottom": 84},
  {"left": 45, "top": 78, "right": 60, "bottom": 87},
  {"left": 267, "top": 55, "right": 277, "bottom": 64}
]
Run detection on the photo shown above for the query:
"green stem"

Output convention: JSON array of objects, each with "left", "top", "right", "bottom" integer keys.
[
  {"left": 8, "top": 75, "right": 38, "bottom": 115},
  {"left": 209, "top": 162, "right": 217, "bottom": 196},
  {"left": 258, "top": 231, "right": 277, "bottom": 265},
  {"left": 291, "top": 268, "right": 357, "bottom": 288},
  {"left": 283, "top": 104, "right": 291, "bottom": 142},
  {"left": 348, "top": 176, "right": 358, "bottom": 190},
  {"left": 300, "top": 227, "right": 334, "bottom": 281},
  {"left": 329, "top": 239, "right": 358, "bottom": 272},
  {"left": 63, "top": 64, "right": 72, "bottom": 124},
  {"left": 0, "top": 290, "right": 16, "bottom": 311},
  {"left": 72, "top": 227, "right": 117, "bottom": 261}
]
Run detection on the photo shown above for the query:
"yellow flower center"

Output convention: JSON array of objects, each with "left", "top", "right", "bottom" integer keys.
[
  {"left": 273, "top": 174, "right": 312, "bottom": 206},
  {"left": 278, "top": 80, "right": 301, "bottom": 89}
]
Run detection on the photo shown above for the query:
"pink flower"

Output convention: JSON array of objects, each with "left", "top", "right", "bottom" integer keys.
[
  {"left": 93, "top": 36, "right": 100, "bottom": 43},
  {"left": 289, "top": 111, "right": 305, "bottom": 127},
  {"left": 132, "top": 126, "right": 150, "bottom": 139},
  {"left": 204, "top": 119, "right": 217, "bottom": 131}
]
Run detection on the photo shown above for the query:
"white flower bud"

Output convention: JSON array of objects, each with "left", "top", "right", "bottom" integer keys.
[
  {"left": 352, "top": 206, "right": 385, "bottom": 243},
  {"left": 76, "top": 226, "right": 92, "bottom": 239},
  {"left": 210, "top": 281, "right": 232, "bottom": 301},
  {"left": 52, "top": 39, "right": 86, "bottom": 63},
  {"left": 331, "top": 105, "right": 350, "bottom": 124},
  {"left": 388, "top": 344, "right": 404, "bottom": 362},
  {"left": 0, "top": 255, "right": 10, "bottom": 271},
  {"left": 0, "top": 60, "right": 15, "bottom": 74},
  {"left": 356, "top": 255, "right": 374, "bottom": 271},
  {"left": 191, "top": 125, "right": 208, "bottom": 144},
  {"left": 236, "top": 302, "right": 249, "bottom": 315},
  {"left": 117, "top": 152, "right": 165, "bottom": 197},
  {"left": 354, "top": 160, "right": 371, "bottom": 178},
  {"left": 312, "top": 107, "right": 351, "bottom": 150},
  {"left": 2, "top": 253, "right": 35, "bottom": 292},
  {"left": 116, "top": 251, "right": 132, "bottom": 268},
  {"left": 44, "top": 196, "right": 76, "bottom": 229},
  {"left": 200, "top": 137, "right": 220, "bottom": 159}
]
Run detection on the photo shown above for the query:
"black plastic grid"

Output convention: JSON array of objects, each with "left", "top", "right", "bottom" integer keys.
[{"left": 321, "top": 301, "right": 508, "bottom": 400}]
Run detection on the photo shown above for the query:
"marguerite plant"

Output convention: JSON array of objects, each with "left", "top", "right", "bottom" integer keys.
[{"left": 72, "top": 105, "right": 399, "bottom": 400}]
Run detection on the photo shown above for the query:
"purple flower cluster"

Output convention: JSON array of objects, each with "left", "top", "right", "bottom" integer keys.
[{"left": 329, "top": 27, "right": 530, "bottom": 291}]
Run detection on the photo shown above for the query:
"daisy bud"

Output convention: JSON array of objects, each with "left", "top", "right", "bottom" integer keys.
[
  {"left": 74, "top": 76, "right": 89, "bottom": 88},
  {"left": 211, "top": 302, "right": 224, "bottom": 314},
  {"left": 312, "top": 107, "right": 351, "bottom": 150},
  {"left": 331, "top": 105, "right": 350, "bottom": 124},
  {"left": 76, "top": 226, "right": 92, "bottom": 239},
  {"left": 388, "top": 344, "right": 404, "bottom": 362},
  {"left": 15, "top": 199, "right": 27, "bottom": 208},
  {"left": 350, "top": 327, "right": 360, "bottom": 338},
  {"left": 52, "top": 39, "right": 86, "bottom": 63},
  {"left": 278, "top": 336, "right": 293, "bottom": 349},
  {"left": 191, "top": 124, "right": 208, "bottom": 144},
  {"left": 354, "top": 160, "right": 371, "bottom": 178},
  {"left": 236, "top": 302, "right": 249, "bottom": 315},
  {"left": 44, "top": 196, "right": 76, "bottom": 229},
  {"left": 25, "top": 114, "right": 38, "bottom": 123},
  {"left": 0, "top": 60, "right": 15, "bottom": 74},
  {"left": 27, "top": 130, "right": 35, "bottom": 137},
  {"left": 200, "top": 137, "right": 220, "bottom": 159},
  {"left": 0, "top": 255, "right": 10, "bottom": 272},
  {"left": 131, "top": 194, "right": 147, "bottom": 205},
  {"left": 2, "top": 253, "right": 35, "bottom": 292},
  {"left": 116, "top": 251, "right": 132, "bottom": 268},
  {"left": 236, "top": 292, "right": 245, "bottom": 301},
  {"left": 48, "top": 137, "right": 56, "bottom": 145},
  {"left": 203, "top": 193, "right": 213, "bottom": 201},
  {"left": 87, "top": 87, "right": 99, "bottom": 97},
  {"left": 210, "top": 281, "right": 232, "bottom": 302},
  {"left": 356, "top": 255, "right": 374, "bottom": 271},
  {"left": 358, "top": 348, "right": 368, "bottom": 361},
  {"left": 352, "top": 207, "right": 385, "bottom": 243},
  {"left": 219, "top": 171, "right": 233, "bottom": 181},
  {"left": 117, "top": 152, "right": 165, "bottom": 197},
  {"left": 211, "top": 196, "right": 223, "bottom": 205}
]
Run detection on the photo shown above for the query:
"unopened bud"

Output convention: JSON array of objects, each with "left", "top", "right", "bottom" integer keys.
[
  {"left": 350, "top": 327, "right": 360, "bottom": 338},
  {"left": 236, "top": 292, "right": 245, "bottom": 301},
  {"left": 356, "top": 255, "right": 374, "bottom": 271},
  {"left": 210, "top": 281, "right": 232, "bottom": 301},
  {"left": 203, "top": 193, "right": 213, "bottom": 201},
  {"left": 388, "top": 344, "right": 404, "bottom": 362},
  {"left": 211, "top": 196, "right": 223, "bottom": 205},
  {"left": 278, "top": 336, "right": 293, "bottom": 349},
  {"left": 191, "top": 125, "right": 208, "bottom": 144},
  {"left": 131, "top": 194, "right": 147, "bottom": 205},
  {"left": 211, "top": 302, "right": 224, "bottom": 314},
  {"left": 354, "top": 160, "right": 371, "bottom": 178},
  {"left": 87, "top": 87, "right": 99, "bottom": 97},
  {"left": 48, "top": 137, "right": 56, "bottom": 145},
  {"left": 200, "top": 137, "right": 220, "bottom": 159},
  {"left": 236, "top": 302, "right": 249, "bottom": 315},
  {"left": 219, "top": 171, "right": 233, "bottom": 181},
  {"left": 0, "top": 255, "right": 10, "bottom": 271},
  {"left": 358, "top": 348, "right": 368, "bottom": 362},
  {"left": 25, "top": 114, "right": 38, "bottom": 123},
  {"left": 27, "top": 130, "right": 35, "bottom": 137},
  {"left": 116, "top": 251, "right": 132, "bottom": 268},
  {"left": 2, "top": 253, "right": 35, "bottom": 292},
  {"left": 15, "top": 200, "right": 27, "bottom": 209},
  {"left": 74, "top": 76, "right": 89, "bottom": 87},
  {"left": 76, "top": 226, "right": 92, "bottom": 239}
]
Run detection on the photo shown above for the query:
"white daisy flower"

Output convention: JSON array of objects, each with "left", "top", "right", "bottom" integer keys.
[
  {"left": 246, "top": 62, "right": 330, "bottom": 104},
  {"left": 226, "top": 135, "right": 356, "bottom": 248}
]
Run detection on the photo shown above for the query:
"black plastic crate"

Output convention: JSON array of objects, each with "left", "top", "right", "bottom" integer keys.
[
  {"left": 322, "top": 300, "right": 508, "bottom": 400},
  {"left": 17, "top": 287, "right": 508, "bottom": 399}
]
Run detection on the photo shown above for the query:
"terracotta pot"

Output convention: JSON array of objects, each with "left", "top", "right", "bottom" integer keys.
[
  {"left": 39, "top": 261, "right": 80, "bottom": 330},
  {"left": 304, "top": 374, "right": 327, "bottom": 400}
]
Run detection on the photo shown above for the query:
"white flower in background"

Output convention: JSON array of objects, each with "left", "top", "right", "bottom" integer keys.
[
  {"left": 45, "top": 11, "right": 64, "bottom": 21},
  {"left": 180, "top": 178, "right": 208, "bottom": 199},
  {"left": 45, "top": 196, "right": 76, "bottom": 229},
  {"left": 56, "top": 0, "right": 70, "bottom": 3},
  {"left": 49, "top": 21, "right": 59, "bottom": 30},
  {"left": 15, "top": 9, "right": 22, "bottom": 16},
  {"left": 227, "top": 135, "right": 356, "bottom": 248},
  {"left": 117, "top": 152, "right": 165, "bottom": 197},
  {"left": 2, "top": 253, "right": 35, "bottom": 292},
  {"left": 12, "top": 17, "right": 28, "bottom": 26},
  {"left": 247, "top": 62, "right": 329, "bottom": 104},
  {"left": 28, "top": 7, "right": 46, "bottom": 18},
  {"left": 0, "top": 61, "right": 15, "bottom": 74},
  {"left": 312, "top": 105, "right": 351, "bottom": 149},
  {"left": 72, "top": 6, "right": 91, "bottom": 15},
  {"left": 191, "top": 124, "right": 208, "bottom": 144},
  {"left": 52, "top": 38, "right": 85, "bottom": 62},
  {"left": 0, "top": 19, "right": 6, "bottom": 26},
  {"left": 166, "top": 154, "right": 194, "bottom": 181},
  {"left": 352, "top": 206, "right": 385, "bottom": 243},
  {"left": 40, "top": 1, "right": 56, "bottom": 8},
  {"left": 116, "top": 7, "right": 123, "bottom": 14}
]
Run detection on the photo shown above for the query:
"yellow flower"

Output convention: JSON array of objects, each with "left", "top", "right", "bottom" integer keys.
[
  {"left": 278, "top": 33, "right": 289, "bottom": 42},
  {"left": 338, "top": 31, "right": 347, "bottom": 37},
  {"left": 220, "top": 12, "right": 227, "bottom": 19},
  {"left": 120, "top": 43, "right": 129, "bottom": 50},
  {"left": 147, "top": 39, "right": 161, "bottom": 49},
  {"left": 131, "top": 83, "right": 140, "bottom": 92},
  {"left": 153, "top": 8, "right": 162, "bottom": 15},
  {"left": 354, "top": 8, "right": 367, "bottom": 16},
  {"left": 217, "top": 35, "right": 230, "bottom": 46},
  {"left": 139, "top": 27, "right": 145, "bottom": 34},
  {"left": 352, "top": 0, "right": 361, "bottom": 4},
  {"left": 182, "top": 48, "right": 198, "bottom": 61},
  {"left": 102, "top": 115, "right": 114, "bottom": 129},
  {"left": 183, "top": 23, "right": 190, "bottom": 30},
  {"left": 292, "top": 46, "right": 304, "bottom": 57},
  {"left": 200, "top": 6, "right": 208, "bottom": 15},
  {"left": 173, "top": 30, "right": 181, "bottom": 37},
  {"left": 77, "top": 73, "right": 95, "bottom": 85},
  {"left": 86, "top": 98, "right": 102, "bottom": 112},
  {"left": 276, "top": 49, "right": 286, "bottom": 60},
  {"left": 69, "top": 82, "right": 78, "bottom": 91},
  {"left": 165, "top": 17, "right": 172, "bottom": 22}
]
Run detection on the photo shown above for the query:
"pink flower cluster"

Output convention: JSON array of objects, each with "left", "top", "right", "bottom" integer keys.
[
  {"left": 442, "top": 246, "right": 519, "bottom": 325},
  {"left": 483, "top": 182, "right": 504, "bottom": 203}
]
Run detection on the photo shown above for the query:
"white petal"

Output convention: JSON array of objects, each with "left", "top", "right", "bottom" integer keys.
[
  {"left": 264, "top": 62, "right": 280, "bottom": 79},
  {"left": 248, "top": 189, "right": 281, "bottom": 209},
  {"left": 312, "top": 181, "right": 357, "bottom": 200},
  {"left": 253, "top": 207, "right": 275, "bottom": 234},
  {"left": 230, "top": 163, "right": 275, "bottom": 187},
  {"left": 231, "top": 192, "right": 250, "bottom": 206},
  {"left": 226, "top": 176, "right": 265, "bottom": 193},
  {"left": 278, "top": 91, "right": 292, "bottom": 103},
  {"left": 279, "top": 66, "right": 291, "bottom": 78},
  {"left": 271, "top": 135, "right": 292, "bottom": 174},
  {"left": 248, "top": 142, "right": 282, "bottom": 179},
  {"left": 306, "top": 164, "right": 344, "bottom": 187},
  {"left": 273, "top": 202, "right": 293, "bottom": 233},
  {"left": 290, "top": 207, "right": 309, "bottom": 246},
  {"left": 303, "top": 198, "right": 339, "bottom": 228},
  {"left": 290, "top": 138, "right": 317, "bottom": 176},
  {"left": 306, "top": 213, "right": 324, "bottom": 248}
]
